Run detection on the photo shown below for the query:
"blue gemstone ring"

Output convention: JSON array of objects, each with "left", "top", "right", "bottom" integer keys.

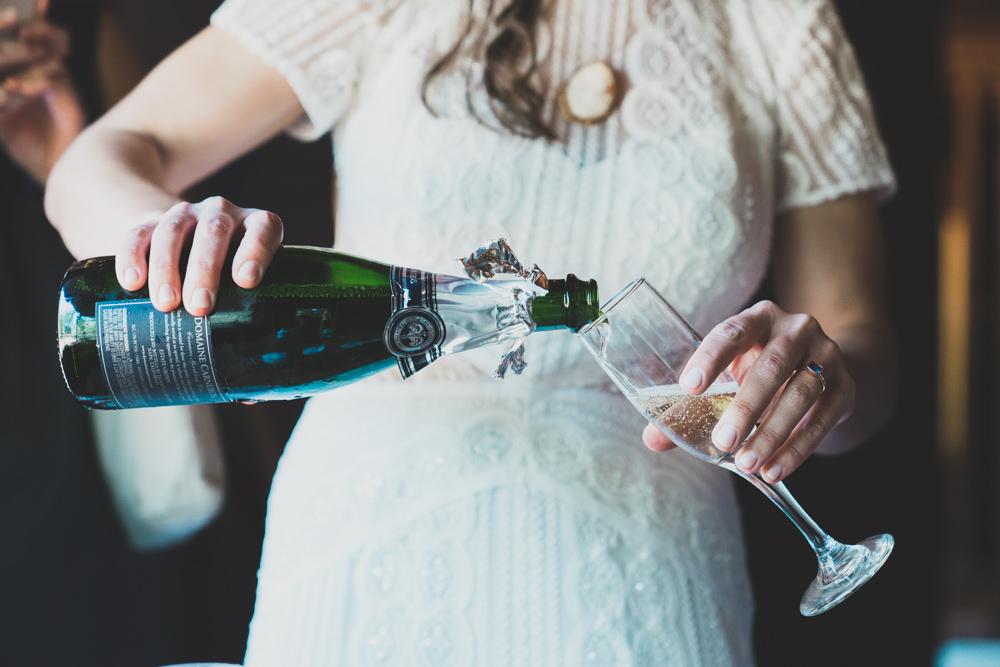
[{"left": 802, "top": 361, "right": 827, "bottom": 393}]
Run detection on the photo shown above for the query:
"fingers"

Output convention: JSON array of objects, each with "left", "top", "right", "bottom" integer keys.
[
  {"left": 759, "top": 376, "right": 856, "bottom": 483},
  {"left": 183, "top": 200, "right": 240, "bottom": 316},
  {"left": 147, "top": 202, "right": 197, "bottom": 312},
  {"left": 642, "top": 423, "right": 677, "bottom": 452},
  {"left": 732, "top": 355, "right": 827, "bottom": 475},
  {"left": 231, "top": 209, "right": 283, "bottom": 289},
  {"left": 661, "top": 300, "right": 858, "bottom": 482},
  {"left": 711, "top": 317, "right": 816, "bottom": 453},
  {"left": 119, "top": 197, "right": 283, "bottom": 315},
  {"left": 678, "top": 301, "right": 774, "bottom": 395},
  {"left": 115, "top": 221, "right": 156, "bottom": 291}
]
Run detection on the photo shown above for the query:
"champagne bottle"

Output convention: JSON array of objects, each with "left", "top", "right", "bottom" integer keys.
[{"left": 57, "top": 245, "right": 600, "bottom": 409}]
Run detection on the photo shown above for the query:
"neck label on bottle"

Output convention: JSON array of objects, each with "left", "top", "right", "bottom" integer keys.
[
  {"left": 95, "top": 299, "right": 226, "bottom": 408},
  {"left": 387, "top": 267, "right": 445, "bottom": 378},
  {"left": 385, "top": 307, "right": 445, "bottom": 356}
]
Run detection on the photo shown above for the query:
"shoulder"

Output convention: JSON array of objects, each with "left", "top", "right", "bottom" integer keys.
[
  {"left": 211, "top": 0, "right": 396, "bottom": 140},
  {"left": 731, "top": 0, "right": 847, "bottom": 58}
]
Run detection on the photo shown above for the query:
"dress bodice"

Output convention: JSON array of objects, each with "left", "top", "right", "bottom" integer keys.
[{"left": 214, "top": 0, "right": 893, "bottom": 385}]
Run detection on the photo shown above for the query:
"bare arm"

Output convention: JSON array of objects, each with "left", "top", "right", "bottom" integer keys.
[
  {"left": 45, "top": 26, "right": 304, "bottom": 310},
  {"left": 771, "top": 193, "right": 897, "bottom": 453},
  {"left": 643, "top": 193, "right": 897, "bottom": 481}
]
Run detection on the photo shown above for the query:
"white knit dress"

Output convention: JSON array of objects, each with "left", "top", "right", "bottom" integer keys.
[{"left": 210, "top": 1, "right": 895, "bottom": 664}]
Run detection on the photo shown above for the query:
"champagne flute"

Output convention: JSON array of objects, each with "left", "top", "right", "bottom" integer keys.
[{"left": 577, "top": 277, "right": 894, "bottom": 616}]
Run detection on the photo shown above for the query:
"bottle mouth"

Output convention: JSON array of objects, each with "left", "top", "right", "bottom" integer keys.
[{"left": 576, "top": 277, "right": 646, "bottom": 336}]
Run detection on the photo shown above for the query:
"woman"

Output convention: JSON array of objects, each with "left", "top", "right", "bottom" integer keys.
[{"left": 46, "top": 0, "right": 897, "bottom": 663}]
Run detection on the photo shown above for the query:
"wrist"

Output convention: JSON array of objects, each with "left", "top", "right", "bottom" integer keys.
[{"left": 818, "top": 321, "right": 898, "bottom": 455}]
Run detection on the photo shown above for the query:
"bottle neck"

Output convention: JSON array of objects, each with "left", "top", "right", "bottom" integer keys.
[{"left": 530, "top": 274, "right": 600, "bottom": 332}]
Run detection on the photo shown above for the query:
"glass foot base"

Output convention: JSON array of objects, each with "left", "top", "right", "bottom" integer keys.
[{"left": 799, "top": 533, "right": 894, "bottom": 617}]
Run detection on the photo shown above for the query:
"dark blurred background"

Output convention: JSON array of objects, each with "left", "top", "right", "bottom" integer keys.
[{"left": 1, "top": 1, "right": 997, "bottom": 666}]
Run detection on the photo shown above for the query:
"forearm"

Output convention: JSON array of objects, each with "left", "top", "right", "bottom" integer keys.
[
  {"left": 45, "top": 125, "right": 182, "bottom": 259},
  {"left": 816, "top": 319, "right": 898, "bottom": 455}
]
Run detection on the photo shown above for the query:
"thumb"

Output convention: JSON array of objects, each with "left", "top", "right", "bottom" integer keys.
[{"left": 642, "top": 423, "right": 677, "bottom": 452}]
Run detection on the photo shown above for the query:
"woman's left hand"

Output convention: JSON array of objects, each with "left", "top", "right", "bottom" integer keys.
[{"left": 641, "top": 299, "right": 856, "bottom": 483}]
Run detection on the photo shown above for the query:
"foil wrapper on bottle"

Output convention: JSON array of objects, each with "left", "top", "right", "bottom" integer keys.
[{"left": 458, "top": 238, "right": 552, "bottom": 378}]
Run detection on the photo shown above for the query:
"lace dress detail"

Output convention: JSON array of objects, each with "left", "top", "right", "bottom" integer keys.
[{"left": 211, "top": 0, "right": 895, "bottom": 664}]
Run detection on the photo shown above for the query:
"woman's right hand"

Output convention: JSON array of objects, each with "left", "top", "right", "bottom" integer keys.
[{"left": 116, "top": 196, "right": 284, "bottom": 316}]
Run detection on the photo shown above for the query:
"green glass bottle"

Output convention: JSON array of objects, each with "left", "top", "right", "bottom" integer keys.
[{"left": 57, "top": 246, "right": 600, "bottom": 409}]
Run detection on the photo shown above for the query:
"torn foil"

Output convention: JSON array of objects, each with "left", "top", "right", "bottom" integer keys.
[
  {"left": 458, "top": 239, "right": 549, "bottom": 378},
  {"left": 459, "top": 238, "right": 549, "bottom": 289}
]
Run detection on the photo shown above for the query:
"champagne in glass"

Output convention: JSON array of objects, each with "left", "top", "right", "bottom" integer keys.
[
  {"left": 638, "top": 382, "right": 738, "bottom": 462},
  {"left": 578, "top": 278, "right": 894, "bottom": 617}
]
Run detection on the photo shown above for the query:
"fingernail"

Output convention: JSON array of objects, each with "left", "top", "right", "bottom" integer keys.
[
  {"left": 237, "top": 261, "right": 261, "bottom": 284},
  {"left": 712, "top": 422, "right": 738, "bottom": 451},
  {"left": 736, "top": 449, "right": 758, "bottom": 472},
  {"left": 763, "top": 465, "right": 783, "bottom": 483},
  {"left": 680, "top": 368, "right": 704, "bottom": 391},
  {"left": 125, "top": 268, "right": 141, "bottom": 287},
  {"left": 191, "top": 288, "right": 213, "bottom": 311},
  {"left": 157, "top": 284, "right": 176, "bottom": 306}
]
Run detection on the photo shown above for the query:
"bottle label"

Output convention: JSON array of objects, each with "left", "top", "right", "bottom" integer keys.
[
  {"left": 387, "top": 267, "right": 445, "bottom": 378},
  {"left": 96, "top": 299, "right": 226, "bottom": 408}
]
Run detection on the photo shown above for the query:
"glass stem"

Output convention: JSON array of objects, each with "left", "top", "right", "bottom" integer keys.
[{"left": 731, "top": 467, "right": 844, "bottom": 583}]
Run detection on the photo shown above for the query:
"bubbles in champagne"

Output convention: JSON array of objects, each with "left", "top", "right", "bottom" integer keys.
[{"left": 638, "top": 382, "right": 739, "bottom": 462}]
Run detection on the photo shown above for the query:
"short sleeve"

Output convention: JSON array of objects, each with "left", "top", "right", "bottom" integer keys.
[
  {"left": 762, "top": 1, "right": 897, "bottom": 212},
  {"left": 211, "top": 0, "right": 379, "bottom": 141}
]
